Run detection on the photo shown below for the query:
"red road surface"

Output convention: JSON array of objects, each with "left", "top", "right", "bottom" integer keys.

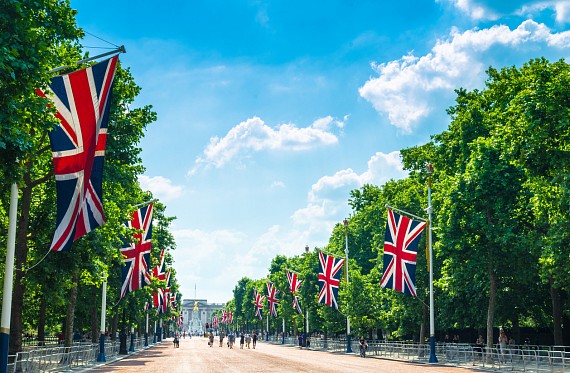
[{"left": 87, "top": 337, "right": 479, "bottom": 372}]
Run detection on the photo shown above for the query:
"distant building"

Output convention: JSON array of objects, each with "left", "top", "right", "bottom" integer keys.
[{"left": 181, "top": 299, "right": 225, "bottom": 334}]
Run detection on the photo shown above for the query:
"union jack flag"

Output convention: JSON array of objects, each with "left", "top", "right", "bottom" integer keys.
[
  {"left": 254, "top": 289, "right": 265, "bottom": 320},
  {"left": 38, "top": 56, "right": 119, "bottom": 252},
  {"left": 152, "top": 249, "right": 166, "bottom": 313},
  {"left": 120, "top": 204, "right": 153, "bottom": 299},
  {"left": 380, "top": 209, "right": 426, "bottom": 297},
  {"left": 286, "top": 270, "right": 303, "bottom": 314},
  {"left": 221, "top": 310, "right": 228, "bottom": 324},
  {"left": 228, "top": 311, "right": 234, "bottom": 324},
  {"left": 266, "top": 282, "right": 280, "bottom": 317},
  {"left": 162, "top": 269, "right": 171, "bottom": 311},
  {"left": 212, "top": 316, "right": 218, "bottom": 328},
  {"left": 318, "top": 251, "right": 345, "bottom": 310}
]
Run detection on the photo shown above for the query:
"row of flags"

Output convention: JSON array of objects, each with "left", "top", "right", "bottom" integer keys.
[
  {"left": 39, "top": 55, "right": 178, "bottom": 316},
  {"left": 249, "top": 209, "right": 427, "bottom": 318}
]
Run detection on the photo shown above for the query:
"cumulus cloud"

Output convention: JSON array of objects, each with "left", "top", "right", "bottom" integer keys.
[
  {"left": 439, "top": 0, "right": 499, "bottom": 20},
  {"left": 518, "top": 1, "right": 570, "bottom": 23},
  {"left": 138, "top": 175, "right": 184, "bottom": 201},
  {"left": 190, "top": 116, "right": 345, "bottom": 174},
  {"left": 289, "top": 151, "right": 407, "bottom": 243},
  {"left": 308, "top": 151, "right": 406, "bottom": 202},
  {"left": 359, "top": 20, "right": 570, "bottom": 132}
]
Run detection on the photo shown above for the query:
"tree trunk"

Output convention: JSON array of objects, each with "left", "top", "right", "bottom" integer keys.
[
  {"left": 550, "top": 276, "right": 563, "bottom": 345},
  {"left": 419, "top": 299, "right": 427, "bottom": 345},
  {"left": 64, "top": 272, "right": 80, "bottom": 347},
  {"left": 37, "top": 293, "right": 46, "bottom": 346},
  {"left": 111, "top": 308, "right": 119, "bottom": 341},
  {"left": 9, "top": 176, "right": 33, "bottom": 355},
  {"left": 90, "top": 294, "right": 99, "bottom": 343}
]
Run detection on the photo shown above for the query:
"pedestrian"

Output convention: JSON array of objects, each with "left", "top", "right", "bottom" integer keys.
[
  {"left": 228, "top": 332, "right": 235, "bottom": 349},
  {"left": 359, "top": 336, "right": 368, "bottom": 358},
  {"left": 499, "top": 328, "right": 508, "bottom": 362},
  {"left": 208, "top": 332, "right": 214, "bottom": 347},
  {"left": 252, "top": 331, "right": 258, "bottom": 349},
  {"left": 240, "top": 332, "right": 245, "bottom": 349},
  {"left": 298, "top": 334, "right": 303, "bottom": 349},
  {"left": 219, "top": 331, "right": 224, "bottom": 347},
  {"left": 173, "top": 333, "right": 179, "bottom": 348},
  {"left": 245, "top": 332, "right": 251, "bottom": 348}
]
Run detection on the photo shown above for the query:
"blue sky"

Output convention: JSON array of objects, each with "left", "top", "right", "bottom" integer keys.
[{"left": 72, "top": 0, "right": 570, "bottom": 303}]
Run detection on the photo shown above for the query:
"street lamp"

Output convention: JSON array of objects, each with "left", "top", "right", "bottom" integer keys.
[
  {"left": 97, "top": 274, "right": 108, "bottom": 362},
  {"left": 304, "top": 245, "right": 309, "bottom": 348},
  {"left": 426, "top": 164, "right": 438, "bottom": 363},
  {"left": 343, "top": 218, "right": 352, "bottom": 353}
]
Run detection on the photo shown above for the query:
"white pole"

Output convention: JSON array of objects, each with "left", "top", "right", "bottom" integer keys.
[
  {"left": 0, "top": 183, "right": 18, "bottom": 373},
  {"left": 427, "top": 164, "right": 437, "bottom": 363},
  {"left": 344, "top": 219, "right": 352, "bottom": 353},
  {"left": 97, "top": 280, "right": 107, "bottom": 362}
]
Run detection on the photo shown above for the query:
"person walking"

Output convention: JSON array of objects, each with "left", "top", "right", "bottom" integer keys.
[
  {"left": 359, "top": 336, "right": 368, "bottom": 358},
  {"left": 252, "top": 331, "right": 258, "bottom": 349},
  {"left": 228, "top": 332, "right": 235, "bottom": 349},
  {"left": 498, "top": 329, "right": 508, "bottom": 362},
  {"left": 219, "top": 331, "right": 224, "bottom": 347},
  {"left": 208, "top": 332, "right": 214, "bottom": 347},
  {"left": 240, "top": 332, "right": 245, "bottom": 349},
  {"left": 245, "top": 332, "right": 251, "bottom": 348}
]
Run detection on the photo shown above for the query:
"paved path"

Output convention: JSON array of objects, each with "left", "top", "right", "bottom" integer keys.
[{"left": 86, "top": 337, "right": 480, "bottom": 372}]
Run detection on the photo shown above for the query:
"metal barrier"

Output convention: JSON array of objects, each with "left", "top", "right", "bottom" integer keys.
[
  {"left": 261, "top": 337, "right": 570, "bottom": 372},
  {"left": 7, "top": 337, "right": 157, "bottom": 372}
]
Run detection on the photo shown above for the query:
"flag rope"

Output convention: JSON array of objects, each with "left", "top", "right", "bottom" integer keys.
[{"left": 24, "top": 247, "right": 52, "bottom": 272}]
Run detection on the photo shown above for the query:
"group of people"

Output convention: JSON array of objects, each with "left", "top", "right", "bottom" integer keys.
[{"left": 211, "top": 331, "right": 258, "bottom": 349}]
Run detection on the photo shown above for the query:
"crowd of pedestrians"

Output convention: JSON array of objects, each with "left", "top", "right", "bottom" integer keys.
[{"left": 202, "top": 331, "right": 259, "bottom": 350}]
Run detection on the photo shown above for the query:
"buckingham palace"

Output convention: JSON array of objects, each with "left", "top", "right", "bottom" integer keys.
[{"left": 181, "top": 299, "right": 225, "bottom": 335}]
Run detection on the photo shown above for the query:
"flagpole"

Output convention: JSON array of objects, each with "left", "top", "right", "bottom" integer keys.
[
  {"left": 427, "top": 164, "right": 438, "bottom": 363},
  {"left": 144, "top": 311, "right": 149, "bottom": 347},
  {"left": 282, "top": 318, "right": 285, "bottom": 344},
  {"left": 49, "top": 45, "right": 126, "bottom": 74},
  {"left": 131, "top": 198, "right": 157, "bottom": 210},
  {"left": 97, "top": 277, "right": 108, "bottom": 362},
  {"left": 385, "top": 204, "right": 427, "bottom": 222},
  {"left": 343, "top": 218, "right": 352, "bottom": 353},
  {"left": 0, "top": 183, "right": 18, "bottom": 373}
]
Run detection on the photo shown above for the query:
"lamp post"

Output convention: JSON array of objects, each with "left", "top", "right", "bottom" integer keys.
[
  {"left": 304, "top": 245, "right": 309, "bottom": 348},
  {"left": 426, "top": 164, "right": 438, "bottom": 363},
  {"left": 343, "top": 219, "right": 352, "bottom": 353},
  {"left": 97, "top": 275, "right": 107, "bottom": 362}
]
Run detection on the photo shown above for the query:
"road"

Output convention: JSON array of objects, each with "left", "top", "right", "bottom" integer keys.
[{"left": 87, "top": 337, "right": 480, "bottom": 373}]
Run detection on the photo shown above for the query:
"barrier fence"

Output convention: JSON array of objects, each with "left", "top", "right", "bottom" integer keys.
[
  {"left": 7, "top": 337, "right": 155, "bottom": 372},
  {"left": 265, "top": 336, "right": 570, "bottom": 372}
]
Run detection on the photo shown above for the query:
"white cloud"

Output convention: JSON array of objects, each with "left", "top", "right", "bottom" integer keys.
[
  {"left": 308, "top": 151, "right": 406, "bottom": 202},
  {"left": 359, "top": 20, "right": 570, "bottom": 132},
  {"left": 138, "top": 175, "right": 184, "bottom": 201},
  {"left": 518, "top": 1, "right": 570, "bottom": 23},
  {"left": 439, "top": 0, "right": 499, "bottom": 20},
  {"left": 270, "top": 180, "right": 286, "bottom": 189},
  {"left": 288, "top": 151, "right": 407, "bottom": 247},
  {"left": 190, "top": 116, "right": 343, "bottom": 173}
]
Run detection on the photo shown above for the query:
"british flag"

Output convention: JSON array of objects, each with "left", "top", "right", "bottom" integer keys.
[
  {"left": 162, "top": 269, "right": 171, "bottom": 311},
  {"left": 221, "top": 310, "right": 228, "bottom": 324},
  {"left": 318, "top": 251, "right": 345, "bottom": 310},
  {"left": 228, "top": 311, "right": 234, "bottom": 324},
  {"left": 266, "top": 282, "right": 280, "bottom": 317},
  {"left": 38, "top": 56, "right": 119, "bottom": 252},
  {"left": 254, "top": 289, "right": 265, "bottom": 320},
  {"left": 380, "top": 209, "right": 426, "bottom": 297},
  {"left": 120, "top": 204, "right": 153, "bottom": 299},
  {"left": 286, "top": 270, "right": 303, "bottom": 314},
  {"left": 152, "top": 249, "right": 166, "bottom": 313}
]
